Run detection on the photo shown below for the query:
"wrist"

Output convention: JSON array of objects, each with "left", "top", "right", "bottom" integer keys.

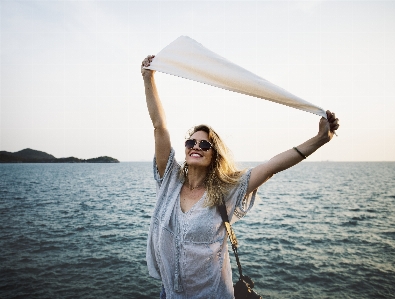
[
  {"left": 315, "top": 132, "right": 330, "bottom": 146},
  {"left": 143, "top": 73, "right": 154, "bottom": 83}
]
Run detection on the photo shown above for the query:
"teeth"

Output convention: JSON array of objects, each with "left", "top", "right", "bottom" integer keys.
[{"left": 191, "top": 153, "right": 201, "bottom": 157}]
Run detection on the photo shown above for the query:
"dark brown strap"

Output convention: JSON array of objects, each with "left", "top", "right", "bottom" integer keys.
[{"left": 218, "top": 201, "right": 243, "bottom": 280}]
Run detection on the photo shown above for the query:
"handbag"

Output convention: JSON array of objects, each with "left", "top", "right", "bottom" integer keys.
[{"left": 218, "top": 201, "right": 262, "bottom": 299}]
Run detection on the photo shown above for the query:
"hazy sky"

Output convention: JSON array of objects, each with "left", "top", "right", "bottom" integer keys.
[{"left": 1, "top": 0, "right": 394, "bottom": 161}]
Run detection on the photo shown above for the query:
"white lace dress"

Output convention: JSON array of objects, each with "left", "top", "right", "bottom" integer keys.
[{"left": 146, "top": 148, "right": 257, "bottom": 299}]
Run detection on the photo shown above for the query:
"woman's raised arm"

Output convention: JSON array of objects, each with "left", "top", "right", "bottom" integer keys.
[
  {"left": 246, "top": 110, "right": 339, "bottom": 194},
  {"left": 141, "top": 55, "right": 171, "bottom": 178}
]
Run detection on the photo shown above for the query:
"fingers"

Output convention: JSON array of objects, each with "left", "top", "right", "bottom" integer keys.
[
  {"left": 331, "top": 122, "right": 340, "bottom": 131},
  {"left": 326, "top": 110, "right": 335, "bottom": 121},
  {"left": 326, "top": 110, "right": 339, "bottom": 132},
  {"left": 142, "top": 55, "right": 155, "bottom": 68},
  {"left": 141, "top": 55, "right": 156, "bottom": 78}
]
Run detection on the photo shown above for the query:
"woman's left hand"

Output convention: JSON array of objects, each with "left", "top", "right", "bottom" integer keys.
[
  {"left": 248, "top": 110, "right": 339, "bottom": 194},
  {"left": 318, "top": 110, "right": 340, "bottom": 142}
]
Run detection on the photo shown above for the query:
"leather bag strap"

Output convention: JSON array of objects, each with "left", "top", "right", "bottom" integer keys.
[{"left": 218, "top": 200, "right": 244, "bottom": 280}]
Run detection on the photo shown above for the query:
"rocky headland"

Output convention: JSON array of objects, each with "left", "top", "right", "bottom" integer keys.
[{"left": 0, "top": 148, "right": 119, "bottom": 163}]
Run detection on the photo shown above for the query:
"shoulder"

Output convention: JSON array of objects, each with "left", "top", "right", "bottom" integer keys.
[
  {"left": 228, "top": 168, "right": 252, "bottom": 191},
  {"left": 225, "top": 168, "right": 257, "bottom": 223},
  {"left": 153, "top": 148, "right": 182, "bottom": 183}
]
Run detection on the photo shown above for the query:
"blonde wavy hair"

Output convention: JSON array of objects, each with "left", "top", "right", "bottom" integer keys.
[{"left": 180, "top": 124, "right": 245, "bottom": 207}]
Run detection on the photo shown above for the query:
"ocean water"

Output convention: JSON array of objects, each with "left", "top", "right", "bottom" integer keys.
[{"left": 1, "top": 162, "right": 394, "bottom": 299}]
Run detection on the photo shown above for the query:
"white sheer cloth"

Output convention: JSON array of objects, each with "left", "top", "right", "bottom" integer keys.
[{"left": 145, "top": 36, "right": 327, "bottom": 119}]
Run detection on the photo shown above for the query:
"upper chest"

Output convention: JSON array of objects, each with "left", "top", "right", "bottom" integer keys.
[
  {"left": 179, "top": 185, "right": 206, "bottom": 213},
  {"left": 172, "top": 193, "right": 223, "bottom": 244}
]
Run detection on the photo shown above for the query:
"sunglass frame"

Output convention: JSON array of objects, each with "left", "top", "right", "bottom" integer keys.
[{"left": 185, "top": 139, "right": 213, "bottom": 151}]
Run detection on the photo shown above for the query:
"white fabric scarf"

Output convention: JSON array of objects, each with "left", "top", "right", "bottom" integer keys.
[{"left": 145, "top": 36, "right": 327, "bottom": 119}]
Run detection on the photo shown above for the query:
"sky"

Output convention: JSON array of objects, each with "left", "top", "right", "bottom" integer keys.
[{"left": 1, "top": 0, "right": 394, "bottom": 162}]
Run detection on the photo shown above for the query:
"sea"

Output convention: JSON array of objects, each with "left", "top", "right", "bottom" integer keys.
[{"left": 1, "top": 162, "right": 394, "bottom": 299}]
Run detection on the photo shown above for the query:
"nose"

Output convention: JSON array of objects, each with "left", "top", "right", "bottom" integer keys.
[
  {"left": 192, "top": 142, "right": 201, "bottom": 150},
  {"left": 190, "top": 140, "right": 204, "bottom": 151}
]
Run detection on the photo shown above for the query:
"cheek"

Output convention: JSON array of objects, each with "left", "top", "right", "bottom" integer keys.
[{"left": 206, "top": 152, "right": 214, "bottom": 164}]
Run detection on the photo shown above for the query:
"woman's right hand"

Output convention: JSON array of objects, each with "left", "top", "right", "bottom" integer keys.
[{"left": 141, "top": 55, "right": 155, "bottom": 79}]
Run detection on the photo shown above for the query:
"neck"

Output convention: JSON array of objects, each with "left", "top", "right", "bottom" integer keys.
[{"left": 186, "top": 166, "right": 207, "bottom": 190}]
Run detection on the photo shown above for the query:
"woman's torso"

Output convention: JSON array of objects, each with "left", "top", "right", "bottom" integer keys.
[{"left": 146, "top": 149, "right": 257, "bottom": 299}]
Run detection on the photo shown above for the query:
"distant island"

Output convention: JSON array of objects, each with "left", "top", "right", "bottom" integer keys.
[{"left": 0, "top": 148, "right": 119, "bottom": 163}]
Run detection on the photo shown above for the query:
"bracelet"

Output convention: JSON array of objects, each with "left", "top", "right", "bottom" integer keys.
[{"left": 293, "top": 147, "right": 307, "bottom": 159}]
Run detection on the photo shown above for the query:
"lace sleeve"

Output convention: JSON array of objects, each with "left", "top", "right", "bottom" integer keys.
[
  {"left": 153, "top": 148, "right": 178, "bottom": 186},
  {"left": 226, "top": 168, "right": 258, "bottom": 224}
]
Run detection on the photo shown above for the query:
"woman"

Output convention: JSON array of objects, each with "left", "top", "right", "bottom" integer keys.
[{"left": 141, "top": 55, "right": 339, "bottom": 299}]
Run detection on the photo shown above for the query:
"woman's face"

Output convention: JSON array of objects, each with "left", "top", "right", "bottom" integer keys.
[{"left": 185, "top": 130, "right": 213, "bottom": 169}]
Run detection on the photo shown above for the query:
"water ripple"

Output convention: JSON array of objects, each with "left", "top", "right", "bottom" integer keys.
[{"left": 1, "top": 162, "right": 395, "bottom": 298}]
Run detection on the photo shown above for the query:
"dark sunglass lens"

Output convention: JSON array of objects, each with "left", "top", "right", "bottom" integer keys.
[
  {"left": 185, "top": 139, "right": 196, "bottom": 149},
  {"left": 199, "top": 140, "right": 212, "bottom": 151}
]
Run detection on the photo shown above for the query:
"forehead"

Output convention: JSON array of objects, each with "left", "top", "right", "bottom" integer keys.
[{"left": 190, "top": 130, "right": 209, "bottom": 140}]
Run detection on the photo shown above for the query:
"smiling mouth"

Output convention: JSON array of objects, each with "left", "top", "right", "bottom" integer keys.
[{"left": 190, "top": 153, "right": 202, "bottom": 157}]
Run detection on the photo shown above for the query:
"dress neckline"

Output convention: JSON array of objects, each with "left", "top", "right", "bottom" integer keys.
[{"left": 178, "top": 191, "right": 206, "bottom": 215}]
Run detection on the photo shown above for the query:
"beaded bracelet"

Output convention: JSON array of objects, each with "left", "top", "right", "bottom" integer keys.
[{"left": 293, "top": 147, "right": 307, "bottom": 159}]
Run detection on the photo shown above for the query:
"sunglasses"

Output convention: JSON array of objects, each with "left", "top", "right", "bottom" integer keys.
[{"left": 185, "top": 139, "right": 213, "bottom": 151}]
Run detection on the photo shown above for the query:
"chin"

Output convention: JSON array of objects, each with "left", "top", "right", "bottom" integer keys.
[{"left": 186, "top": 158, "right": 210, "bottom": 168}]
